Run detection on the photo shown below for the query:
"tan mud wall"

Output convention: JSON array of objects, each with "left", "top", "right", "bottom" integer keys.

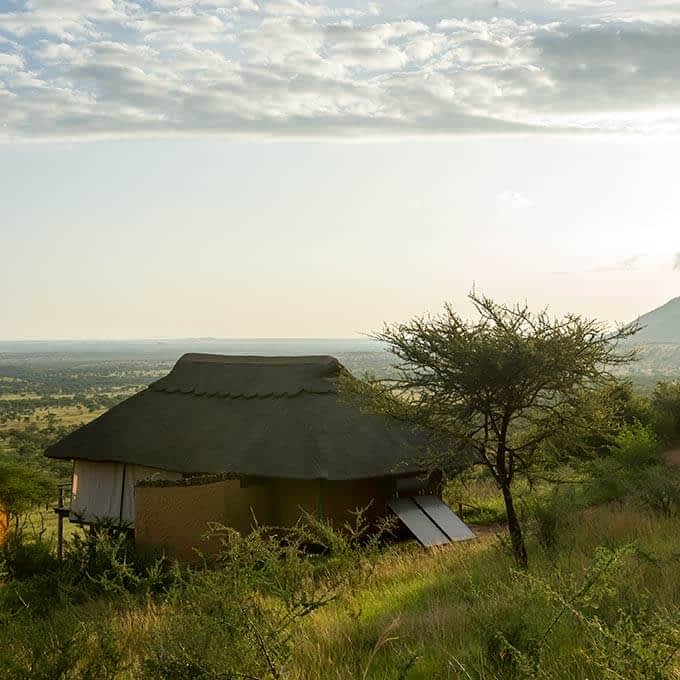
[
  {"left": 134, "top": 476, "right": 396, "bottom": 561},
  {"left": 270, "top": 479, "right": 320, "bottom": 527},
  {"left": 269, "top": 477, "right": 395, "bottom": 528},
  {"left": 322, "top": 477, "right": 395, "bottom": 527},
  {"left": 134, "top": 478, "right": 272, "bottom": 561}
]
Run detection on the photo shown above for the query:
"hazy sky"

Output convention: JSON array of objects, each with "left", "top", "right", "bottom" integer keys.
[{"left": 1, "top": 0, "right": 679, "bottom": 339}]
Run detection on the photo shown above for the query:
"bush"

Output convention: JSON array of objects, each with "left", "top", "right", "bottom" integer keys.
[
  {"left": 475, "top": 578, "right": 547, "bottom": 675},
  {"left": 0, "top": 531, "right": 57, "bottom": 579},
  {"left": 0, "top": 522, "right": 181, "bottom": 624},
  {"left": 651, "top": 381, "right": 680, "bottom": 445},
  {"left": 141, "top": 515, "right": 380, "bottom": 679},
  {"left": 586, "top": 424, "right": 670, "bottom": 511},
  {"left": 2, "top": 513, "right": 380, "bottom": 679},
  {"left": 64, "top": 524, "right": 179, "bottom": 595},
  {"left": 525, "top": 487, "right": 580, "bottom": 551},
  {"left": 610, "top": 423, "right": 661, "bottom": 468},
  {"left": 473, "top": 545, "right": 680, "bottom": 680},
  {"left": 635, "top": 466, "right": 680, "bottom": 518},
  {"left": 0, "top": 462, "right": 55, "bottom": 519}
]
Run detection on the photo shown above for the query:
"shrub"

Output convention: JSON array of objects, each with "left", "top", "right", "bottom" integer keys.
[
  {"left": 1, "top": 516, "right": 376, "bottom": 678},
  {"left": 474, "top": 545, "right": 680, "bottom": 680},
  {"left": 475, "top": 579, "right": 547, "bottom": 675},
  {"left": 586, "top": 424, "right": 670, "bottom": 511},
  {"left": 610, "top": 423, "right": 661, "bottom": 468},
  {"left": 0, "top": 523, "right": 181, "bottom": 623},
  {"left": 0, "top": 462, "right": 55, "bottom": 521},
  {"left": 0, "top": 531, "right": 57, "bottom": 579},
  {"left": 635, "top": 466, "right": 680, "bottom": 518},
  {"left": 141, "top": 515, "right": 380, "bottom": 679},
  {"left": 651, "top": 381, "right": 680, "bottom": 445},
  {"left": 525, "top": 487, "right": 580, "bottom": 551}
]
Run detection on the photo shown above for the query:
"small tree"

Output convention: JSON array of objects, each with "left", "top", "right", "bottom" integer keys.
[
  {"left": 0, "top": 462, "right": 55, "bottom": 532},
  {"left": 348, "top": 294, "right": 637, "bottom": 568}
]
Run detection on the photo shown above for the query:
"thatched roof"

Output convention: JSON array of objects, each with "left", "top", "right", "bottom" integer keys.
[{"left": 45, "top": 354, "right": 425, "bottom": 480}]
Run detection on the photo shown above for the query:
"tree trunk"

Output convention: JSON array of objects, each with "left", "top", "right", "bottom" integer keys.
[{"left": 501, "top": 483, "right": 528, "bottom": 570}]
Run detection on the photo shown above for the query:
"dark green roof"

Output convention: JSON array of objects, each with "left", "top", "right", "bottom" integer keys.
[{"left": 45, "top": 354, "right": 425, "bottom": 480}]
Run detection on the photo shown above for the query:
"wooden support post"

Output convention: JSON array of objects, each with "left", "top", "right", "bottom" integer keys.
[
  {"left": 458, "top": 502, "right": 464, "bottom": 521},
  {"left": 56, "top": 486, "right": 64, "bottom": 561}
]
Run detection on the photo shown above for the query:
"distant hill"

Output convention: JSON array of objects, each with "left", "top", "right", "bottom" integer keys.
[
  {"left": 630, "top": 297, "right": 680, "bottom": 344},
  {"left": 621, "top": 297, "right": 680, "bottom": 383}
]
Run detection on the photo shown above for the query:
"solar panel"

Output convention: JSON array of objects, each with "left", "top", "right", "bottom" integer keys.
[
  {"left": 413, "top": 495, "right": 476, "bottom": 542},
  {"left": 387, "top": 497, "right": 450, "bottom": 547}
]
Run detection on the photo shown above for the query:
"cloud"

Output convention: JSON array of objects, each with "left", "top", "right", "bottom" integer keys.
[
  {"left": 1, "top": 0, "right": 680, "bottom": 141},
  {"left": 548, "top": 1, "right": 615, "bottom": 8},
  {"left": 674, "top": 252, "right": 680, "bottom": 271},
  {"left": 590, "top": 253, "right": 646, "bottom": 273}
]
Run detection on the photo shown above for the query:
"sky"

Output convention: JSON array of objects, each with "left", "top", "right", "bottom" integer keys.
[{"left": 1, "top": 0, "right": 680, "bottom": 339}]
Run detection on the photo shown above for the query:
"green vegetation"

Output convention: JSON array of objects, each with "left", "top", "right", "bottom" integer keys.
[
  {"left": 344, "top": 294, "right": 638, "bottom": 568},
  {"left": 1, "top": 329, "right": 680, "bottom": 679},
  {"left": 1, "top": 469, "right": 679, "bottom": 679},
  {"left": 0, "top": 359, "right": 171, "bottom": 484},
  {"left": 0, "top": 463, "right": 54, "bottom": 528}
]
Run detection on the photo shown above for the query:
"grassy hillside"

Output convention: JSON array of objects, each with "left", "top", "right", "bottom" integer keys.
[
  {"left": 1, "top": 353, "right": 680, "bottom": 679},
  {"left": 1, "top": 488, "right": 678, "bottom": 679},
  {"left": 293, "top": 505, "right": 680, "bottom": 679}
]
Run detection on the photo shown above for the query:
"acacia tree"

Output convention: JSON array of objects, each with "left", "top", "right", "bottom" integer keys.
[
  {"left": 349, "top": 294, "right": 638, "bottom": 568},
  {"left": 0, "top": 462, "right": 54, "bottom": 533}
]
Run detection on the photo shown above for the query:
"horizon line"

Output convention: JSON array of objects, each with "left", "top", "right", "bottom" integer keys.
[{"left": 0, "top": 336, "right": 378, "bottom": 343}]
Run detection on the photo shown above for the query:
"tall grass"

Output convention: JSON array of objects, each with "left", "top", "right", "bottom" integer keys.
[
  {"left": 1, "top": 502, "right": 678, "bottom": 678},
  {"left": 1, "top": 468, "right": 679, "bottom": 678},
  {"left": 291, "top": 504, "right": 680, "bottom": 679}
]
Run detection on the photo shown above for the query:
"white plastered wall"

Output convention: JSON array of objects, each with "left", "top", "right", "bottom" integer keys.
[{"left": 70, "top": 460, "right": 181, "bottom": 526}]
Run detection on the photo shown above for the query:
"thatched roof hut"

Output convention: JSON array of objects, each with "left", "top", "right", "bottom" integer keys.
[{"left": 46, "top": 354, "right": 445, "bottom": 557}]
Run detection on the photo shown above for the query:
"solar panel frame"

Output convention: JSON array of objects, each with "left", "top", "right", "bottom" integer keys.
[
  {"left": 413, "top": 495, "right": 476, "bottom": 542},
  {"left": 387, "top": 497, "right": 450, "bottom": 547}
]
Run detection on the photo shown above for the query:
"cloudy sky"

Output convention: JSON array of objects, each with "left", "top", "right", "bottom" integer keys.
[{"left": 1, "top": 0, "right": 679, "bottom": 338}]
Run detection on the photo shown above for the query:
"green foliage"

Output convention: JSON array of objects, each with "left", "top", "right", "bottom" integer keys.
[
  {"left": 611, "top": 422, "right": 661, "bottom": 467},
  {"left": 0, "top": 461, "right": 54, "bottom": 517},
  {"left": 603, "top": 380, "right": 654, "bottom": 428},
  {"left": 0, "top": 523, "right": 180, "bottom": 624},
  {"left": 651, "top": 381, "right": 680, "bottom": 445},
  {"left": 587, "top": 424, "right": 680, "bottom": 517},
  {"left": 0, "top": 424, "right": 74, "bottom": 478},
  {"left": 448, "top": 543, "right": 680, "bottom": 680},
  {"left": 444, "top": 467, "right": 507, "bottom": 525},
  {"left": 0, "top": 514, "right": 379, "bottom": 679},
  {"left": 347, "top": 293, "right": 638, "bottom": 568},
  {"left": 524, "top": 486, "right": 581, "bottom": 552},
  {"left": 635, "top": 465, "right": 680, "bottom": 518},
  {"left": 143, "top": 515, "right": 380, "bottom": 679},
  {"left": 507, "top": 546, "right": 680, "bottom": 680},
  {"left": 2, "top": 498, "right": 680, "bottom": 679},
  {"left": 1, "top": 532, "right": 58, "bottom": 580}
]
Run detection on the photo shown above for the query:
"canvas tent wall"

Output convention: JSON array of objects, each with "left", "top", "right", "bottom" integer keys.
[{"left": 70, "top": 460, "right": 181, "bottom": 525}]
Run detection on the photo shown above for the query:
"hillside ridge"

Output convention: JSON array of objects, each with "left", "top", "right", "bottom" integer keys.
[{"left": 630, "top": 296, "right": 680, "bottom": 345}]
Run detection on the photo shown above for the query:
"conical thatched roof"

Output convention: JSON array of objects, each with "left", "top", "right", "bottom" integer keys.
[{"left": 45, "top": 354, "right": 425, "bottom": 480}]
